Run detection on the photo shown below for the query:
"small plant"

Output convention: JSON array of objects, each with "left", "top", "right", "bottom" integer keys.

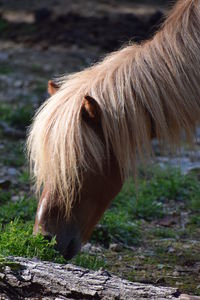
[
  {"left": 71, "top": 253, "right": 108, "bottom": 270},
  {"left": 0, "top": 219, "right": 65, "bottom": 263},
  {"left": 0, "top": 104, "right": 12, "bottom": 121},
  {"left": 0, "top": 190, "right": 11, "bottom": 205},
  {"left": 0, "top": 197, "right": 37, "bottom": 224},
  {"left": 0, "top": 103, "right": 33, "bottom": 130},
  {"left": 150, "top": 228, "right": 177, "bottom": 239},
  {"left": 9, "top": 105, "right": 33, "bottom": 130},
  {"left": 100, "top": 210, "right": 140, "bottom": 245},
  {"left": 0, "top": 65, "right": 12, "bottom": 75},
  {"left": 132, "top": 167, "right": 200, "bottom": 220},
  {"left": 19, "top": 170, "right": 30, "bottom": 184},
  {"left": 189, "top": 215, "right": 200, "bottom": 226},
  {"left": 1, "top": 141, "right": 25, "bottom": 167},
  {"left": 33, "top": 82, "right": 46, "bottom": 96}
]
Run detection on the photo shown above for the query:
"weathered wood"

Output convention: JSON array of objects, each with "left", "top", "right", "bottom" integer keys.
[
  {"left": 1, "top": 257, "right": 200, "bottom": 300},
  {"left": 0, "top": 257, "right": 181, "bottom": 300}
]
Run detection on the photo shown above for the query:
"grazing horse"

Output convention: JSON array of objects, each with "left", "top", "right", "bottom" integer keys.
[{"left": 28, "top": 0, "right": 200, "bottom": 259}]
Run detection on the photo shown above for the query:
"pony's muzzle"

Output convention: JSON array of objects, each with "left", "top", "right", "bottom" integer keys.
[
  {"left": 35, "top": 221, "right": 82, "bottom": 260},
  {"left": 56, "top": 236, "right": 81, "bottom": 260},
  {"left": 34, "top": 193, "right": 82, "bottom": 260}
]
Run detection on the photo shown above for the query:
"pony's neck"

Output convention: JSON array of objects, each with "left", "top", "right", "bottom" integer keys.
[
  {"left": 132, "top": 0, "right": 200, "bottom": 144},
  {"left": 90, "top": 0, "right": 200, "bottom": 180}
]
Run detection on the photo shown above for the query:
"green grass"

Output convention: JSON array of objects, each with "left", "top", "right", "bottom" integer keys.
[
  {"left": 0, "top": 65, "right": 13, "bottom": 75},
  {"left": 92, "top": 167, "right": 200, "bottom": 245},
  {"left": 0, "top": 141, "right": 25, "bottom": 167},
  {"left": 150, "top": 228, "right": 177, "bottom": 239},
  {"left": 30, "top": 64, "right": 45, "bottom": 75},
  {"left": 132, "top": 167, "right": 199, "bottom": 219},
  {"left": 1, "top": 166, "right": 200, "bottom": 273},
  {"left": 0, "top": 190, "right": 11, "bottom": 205},
  {"left": 19, "top": 170, "right": 30, "bottom": 184},
  {"left": 0, "top": 103, "right": 33, "bottom": 130},
  {"left": 0, "top": 197, "right": 37, "bottom": 224},
  {"left": 189, "top": 215, "right": 200, "bottom": 225},
  {"left": 71, "top": 253, "right": 108, "bottom": 270},
  {"left": 0, "top": 195, "right": 107, "bottom": 269},
  {"left": 0, "top": 219, "right": 65, "bottom": 263},
  {"left": 0, "top": 104, "right": 12, "bottom": 121},
  {"left": 92, "top": 181, "right": 141, "bottom": 246},
  {"left": 33, "top": 82, "right": 47, "bottom": 96}
]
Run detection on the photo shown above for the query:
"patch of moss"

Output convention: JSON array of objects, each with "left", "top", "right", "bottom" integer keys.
[{"left": 0, "top": 255, "right": 21, "bottom": 271}]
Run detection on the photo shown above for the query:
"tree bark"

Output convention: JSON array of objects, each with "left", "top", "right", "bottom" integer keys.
[{"left": 0, "top": 256, "right": 194, "bottom": 300}]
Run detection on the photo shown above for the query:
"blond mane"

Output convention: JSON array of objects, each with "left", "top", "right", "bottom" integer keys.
[{"left": 27, "top": 0, "right": 200, "bottom": 217}]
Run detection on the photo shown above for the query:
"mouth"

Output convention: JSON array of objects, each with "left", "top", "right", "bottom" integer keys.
[{"left": 55, "top": 237, "right": 82, "bottom": 260}]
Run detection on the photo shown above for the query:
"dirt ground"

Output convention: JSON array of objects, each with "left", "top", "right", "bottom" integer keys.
[
  {"left": 0, "top": 0, "right": 170, "bottom": 105},
  {"left": 1, "top": 0, "right": 200, "bottom": 298},
  {"left": 0, "top": 0, "right": 169, "bottom": 15}
]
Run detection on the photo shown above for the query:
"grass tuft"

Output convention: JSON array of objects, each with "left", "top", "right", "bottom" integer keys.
[
  {"left": 71, "top": 254, "right": 108, "bottom": 270},
  {"left": 0, "top": 219, "right": 65, "bottom": 263},
  {"left": 0, "top": 166, "right": 200, "bottom": 277},
  {"left": 0, "top": 103, "right": 34, "bottom": 130}
]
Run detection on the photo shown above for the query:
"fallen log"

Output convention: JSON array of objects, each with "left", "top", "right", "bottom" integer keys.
[{"left": 0, "top": 257, "right": 197, "bottom": 300}]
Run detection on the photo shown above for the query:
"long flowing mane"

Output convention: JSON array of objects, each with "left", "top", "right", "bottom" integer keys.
[{"left": 27, "top": 0, "right": 200, "bottom": 217}]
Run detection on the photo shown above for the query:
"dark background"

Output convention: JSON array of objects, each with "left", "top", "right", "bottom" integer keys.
[{"left": 0, "top": 0, "right": 172, "bottom": 53}]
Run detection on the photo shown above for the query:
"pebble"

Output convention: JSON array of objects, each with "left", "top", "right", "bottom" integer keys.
[
  {"left": 14, "top": 80, "right": 23, "bottom": 88},
  {"left": 157, "top": 264, "right": 164, "bottom": 270},
  {"left": 81, "top": 242, "right": 102, "bottom": 254},
  {"left": 173, "top": 270, "right": 179, "bottom": 276},
  {"left": 11, "top": 195, "right": 21, "bottom": 202},
  {"left": 82, "top": 243, "right": 91, "bottom": 252},
  {"left": 43, "top": 64, "right": 52, "bottom": 72},
  {"left": 167, "top": 247, "right": 175, "bottom": 253},
  {"left": 7, "top": 167, "right": 18, "bottom": 176},
  {"left": 109, "top": 243, "right": 123, "bottom": 252},
  {"left": 0, "top": 52, "right": 9, "bottom": 62}
]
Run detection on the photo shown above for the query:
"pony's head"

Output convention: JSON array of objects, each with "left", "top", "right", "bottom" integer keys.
[
  {"left": 28, "top": 2, "right": 200, "bottom": 257},
  {"left": 27, "top": 43, "right": 161, "bottom": 259},
  {"left": 30, "top": 80, "right": 124, "bottom": 259}
]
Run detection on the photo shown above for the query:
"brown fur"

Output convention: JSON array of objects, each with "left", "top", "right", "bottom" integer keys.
[{"left": 29, "top": 0, "right": 200, "bottom": 258}]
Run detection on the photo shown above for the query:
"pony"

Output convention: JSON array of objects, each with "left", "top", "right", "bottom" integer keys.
[{"left": 28, "top": 0, "right": 200, "bottom": 259}]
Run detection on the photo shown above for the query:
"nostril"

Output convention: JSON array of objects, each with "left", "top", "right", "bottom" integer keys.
[{"left": 63, "top": 238, "right": 81, "bottom": 260}]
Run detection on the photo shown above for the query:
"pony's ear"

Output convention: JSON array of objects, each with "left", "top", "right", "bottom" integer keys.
[
  {"left": 81, "top": 95, "right": 101, "bottom": 123},
  {"left": 48, "top": 80, "right": 59, "bottom": 95}
]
